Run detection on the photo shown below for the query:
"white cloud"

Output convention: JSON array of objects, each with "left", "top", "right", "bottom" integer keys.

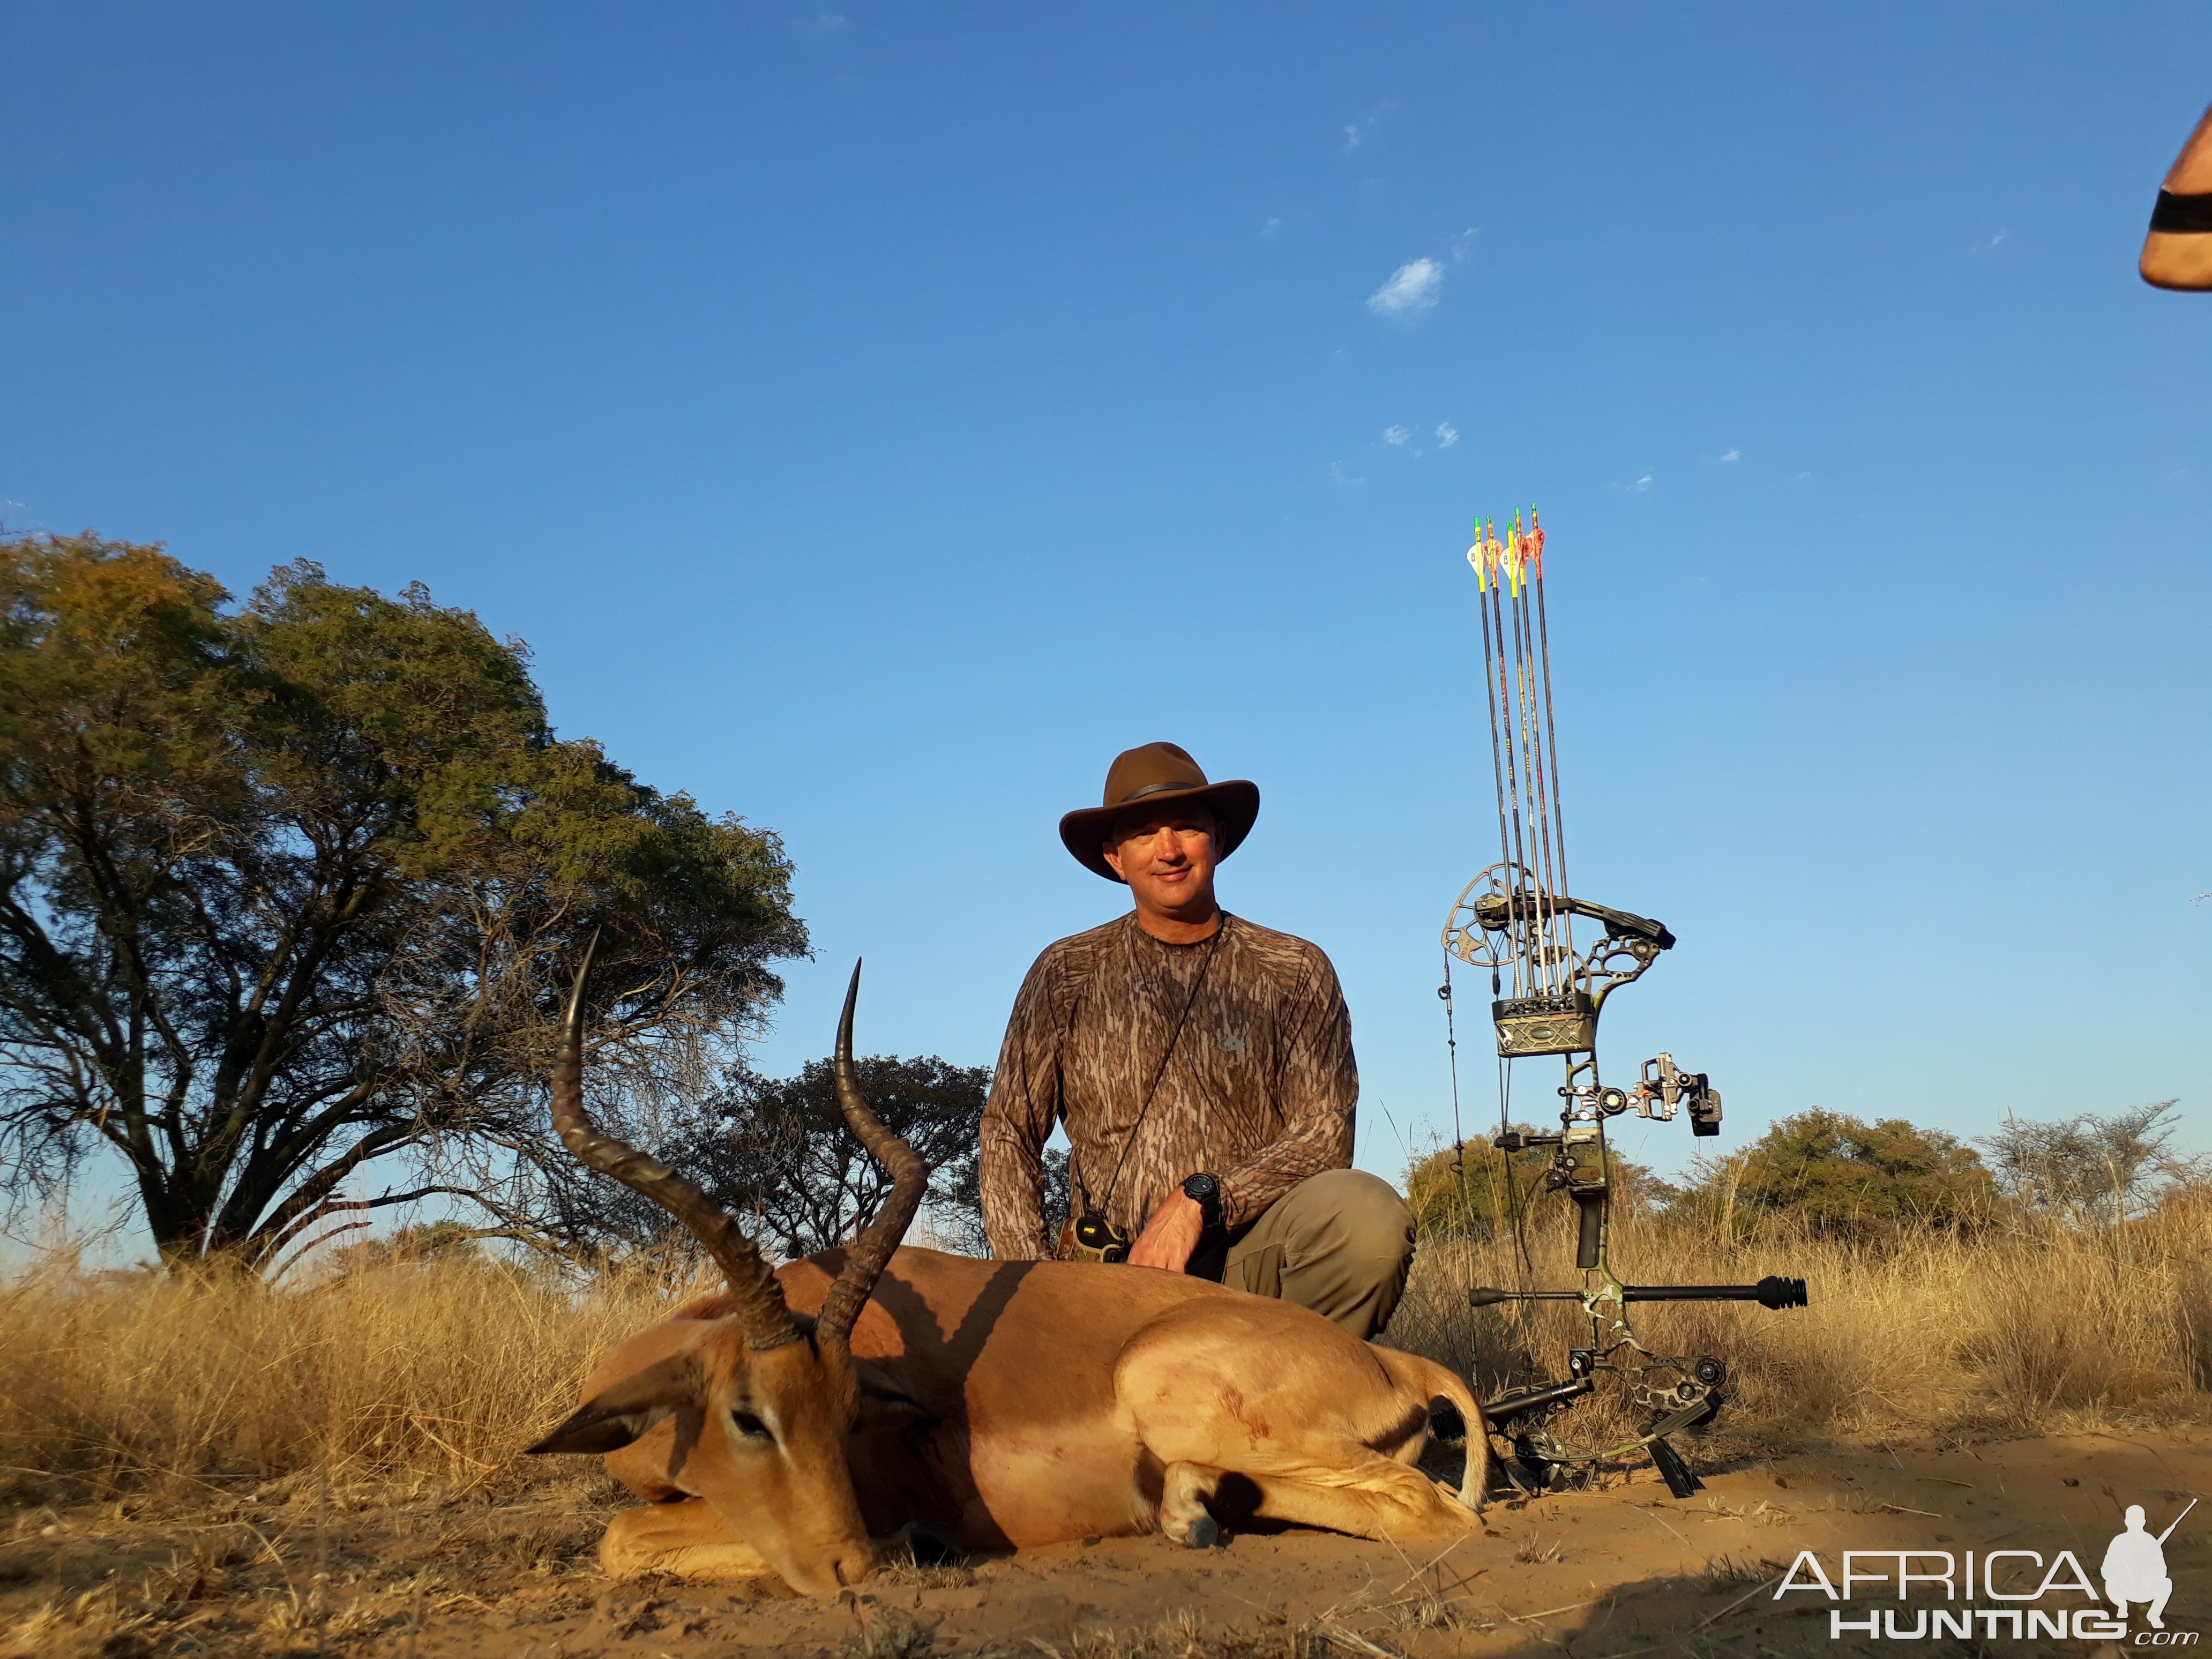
[
  {"left": 1261, "top": 216, "right": 1283, "bottom": 236},
  {"left": 1330, "top": 461, "right": 1365, "bottom": 487},
  {"left": 1436, "top": 421, "right": 1459, "bottom": 449},
  {"left": 1634, "top": 473, "right": 1653, "bottom": 491},
  {"left": 1450, "top": 228, "right": 1478, "bottom": 263},
  {"left": 1340, "top": 102, "right": 1400, "bottom": 152},
  {"left": 1366, "top": 258, "right": 1443, "bottom": 317},
  {"left": 1720, "top": 449, "right": 1740, "bottom": 462},
  {"left": 1382, "top": 424, "right": 1413, "bottom": 446}
]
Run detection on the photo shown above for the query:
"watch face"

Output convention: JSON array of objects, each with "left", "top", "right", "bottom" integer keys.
[{"left": 1184, "top": 1174, "right": 1219, "bottom": 1203}]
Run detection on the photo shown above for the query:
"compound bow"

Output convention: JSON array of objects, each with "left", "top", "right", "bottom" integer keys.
[{"left": 1443, "top": 511, "right": 1807, "bottom": 1500}]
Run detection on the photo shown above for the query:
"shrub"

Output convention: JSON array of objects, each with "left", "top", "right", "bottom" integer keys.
[
  {"left": 1666, "top": 1108, "right": 1994, "bottom": 1239},
  {"left": 1402, "top": 1133, "right": 1663, "bottom": 1242}
]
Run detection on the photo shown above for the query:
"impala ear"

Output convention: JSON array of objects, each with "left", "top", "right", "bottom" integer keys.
[{"left": 526, "top": 1352, "right": 700, "bottom": 1456}]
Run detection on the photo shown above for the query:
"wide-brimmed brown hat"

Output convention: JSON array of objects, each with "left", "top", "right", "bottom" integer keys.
[{"left": 1058, "top": 742, "right": 1260, "bottom": 883}]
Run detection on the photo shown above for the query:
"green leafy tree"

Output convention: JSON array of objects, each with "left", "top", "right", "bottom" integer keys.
[
  {"left": 726, "top": 1055, "right": 991, "bottom": 1255},
  {"left": 0, "top": 534, "right": 808, "bottom": 1268},
  {"left": 1403, "top": 1131, "right": 1664, "bottom": 1242},
  {"left": 551, "top": 1053, "right": 998, "bottom": 1258},
  {"left": 1670, "top": 1109, "right": 1994, "bottom": 1238}
]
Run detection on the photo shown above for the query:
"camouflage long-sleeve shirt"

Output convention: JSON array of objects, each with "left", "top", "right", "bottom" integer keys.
[{"left": 979, "top": 911, "right": 1358, "bottom": 1260}]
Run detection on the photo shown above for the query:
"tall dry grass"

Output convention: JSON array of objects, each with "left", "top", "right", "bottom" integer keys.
[
  {"left": 1386, "top": 1189, "right": 2212, "bottom": 1444},
  {"left": 0, "top": 1251, "right": 686, "bottom": 1507},
  {"left": 4, "top": 1197, "right": 2207, "bottom": 1508}
]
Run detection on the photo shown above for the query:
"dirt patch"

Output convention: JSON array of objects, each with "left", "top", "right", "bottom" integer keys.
[{"left": 4, "top": 1429, "right": 2207, "bottom": 1657}]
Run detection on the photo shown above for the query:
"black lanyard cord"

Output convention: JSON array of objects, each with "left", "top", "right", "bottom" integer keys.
[{"left": 1088, "top": 915, "right": 1228, "bottom": 1220}]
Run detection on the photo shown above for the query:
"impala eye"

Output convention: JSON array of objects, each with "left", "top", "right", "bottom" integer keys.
[{"left": 731, "top": 1410, "right": 771, "bottom": 1440}]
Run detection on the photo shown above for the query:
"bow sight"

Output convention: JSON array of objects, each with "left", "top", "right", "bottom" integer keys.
[{"left": 1445, "top": 511, "right": 1806, "bottom": 1500}]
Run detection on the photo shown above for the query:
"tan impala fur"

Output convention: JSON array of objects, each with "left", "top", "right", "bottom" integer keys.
[{"left": 527, "top": 952, "right": 1490, "bottom": 1594}]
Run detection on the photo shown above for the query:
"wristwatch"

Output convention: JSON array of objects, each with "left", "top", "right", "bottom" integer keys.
[{"left": 1181, "top": 1171, "right": 1222, "bottom": 1225}]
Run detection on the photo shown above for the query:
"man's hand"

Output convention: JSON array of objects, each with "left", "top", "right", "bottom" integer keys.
[{"left": 1127, "top": 1191, "right": 1206, "bottom": 1272}]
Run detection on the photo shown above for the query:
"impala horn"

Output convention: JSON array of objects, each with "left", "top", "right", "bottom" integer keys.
[
  {"left": 811, "top": 960, "right": 930, "bottom": 1358},
  {"left": 552, "top": 933, "right": 802, "bottom": 1351}
]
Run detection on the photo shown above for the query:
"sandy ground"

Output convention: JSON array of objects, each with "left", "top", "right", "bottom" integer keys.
[{"left": 5, "top": 1427, "right": 2207, "bottom": 1657}]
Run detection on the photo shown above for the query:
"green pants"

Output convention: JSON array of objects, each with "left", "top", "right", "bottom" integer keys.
[{"left": 1189, "top": 1168, "right": 1416, "bottom": 1342}]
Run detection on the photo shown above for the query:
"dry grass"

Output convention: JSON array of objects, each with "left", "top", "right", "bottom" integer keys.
[
  {"left": 0, "top": 1250, "right": 684, "bottom": 1508},
  {"left": 995, "top": 1608, "right": 1418, "bottom": 1659},
  {"left": 2, "top": 1195, "right": 2207, "bottom": 1516},
  {"left": 1385, "top": 1188, "right": 2212, "bottom": 1444}
]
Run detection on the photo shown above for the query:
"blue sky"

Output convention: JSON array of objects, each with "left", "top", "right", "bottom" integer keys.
[{"left": 4, "top": 3, "right": 2208, "bottom": 1212}]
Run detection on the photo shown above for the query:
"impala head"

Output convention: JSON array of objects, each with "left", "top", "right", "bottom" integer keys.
[{"left": 526, "top": 940, "right": 926, "bottom": 1595}]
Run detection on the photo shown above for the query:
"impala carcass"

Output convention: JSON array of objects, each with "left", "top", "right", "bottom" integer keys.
[{"left": 527, "top": 951, "right": 1492, "bottom": 1594}]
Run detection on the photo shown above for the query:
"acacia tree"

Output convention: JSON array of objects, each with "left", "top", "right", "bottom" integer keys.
[
  {"left": 0, "top": 534, "right": 808, "bottom": 1268},
  {"left": 1979, "top": 1101, "right": 2200, "bottom": 1223},
  {"left": 544, "top": 1053, "right": 1006, "bottom": 1259},
  {"left": 705, "top": 1054, "right": 991, "bottom": 1256}
]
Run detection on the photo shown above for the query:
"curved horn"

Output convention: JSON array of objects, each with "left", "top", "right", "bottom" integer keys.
[
  {"left": 552, "top": 933, "right": 801, "bottom": 1351},
  {"left": 813, "top": 960, "right": 930, "bottom": 1354}
]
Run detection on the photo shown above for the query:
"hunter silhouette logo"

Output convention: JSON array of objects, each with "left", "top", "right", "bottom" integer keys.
[
  {"left": 2105, "top": 1499, "right": 2194, "bottom": 1632},
  {"left": 1774, "top": 1495, "right": 2200, "bottom": 1641}
]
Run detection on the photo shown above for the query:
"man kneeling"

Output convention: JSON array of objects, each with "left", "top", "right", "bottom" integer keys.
[{"left": 980, "top": 742, "right": 1414, "bottom": 1340}]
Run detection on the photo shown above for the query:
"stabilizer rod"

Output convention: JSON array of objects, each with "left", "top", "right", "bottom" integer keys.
[
  {"left": 1483, "top": 1376, "right": 1596, "bottom": 1424},
  {"left": 1469, "top": 1275, "right": 1809, "bottom": 1311}
]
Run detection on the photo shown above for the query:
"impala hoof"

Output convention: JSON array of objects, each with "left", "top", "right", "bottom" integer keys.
[{"left": 1183, "top": 1515, "right": 1221, "bottom": 1550}]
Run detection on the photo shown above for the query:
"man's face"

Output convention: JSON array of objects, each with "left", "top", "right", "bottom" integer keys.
[{"left": 1102, "top": 806, "right": 1218, "bottom": 917}]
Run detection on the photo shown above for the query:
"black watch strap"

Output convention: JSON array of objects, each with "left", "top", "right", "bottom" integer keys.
[{"left": 1182, "top": 1171, "right": 1222, "bottom": 1221}]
